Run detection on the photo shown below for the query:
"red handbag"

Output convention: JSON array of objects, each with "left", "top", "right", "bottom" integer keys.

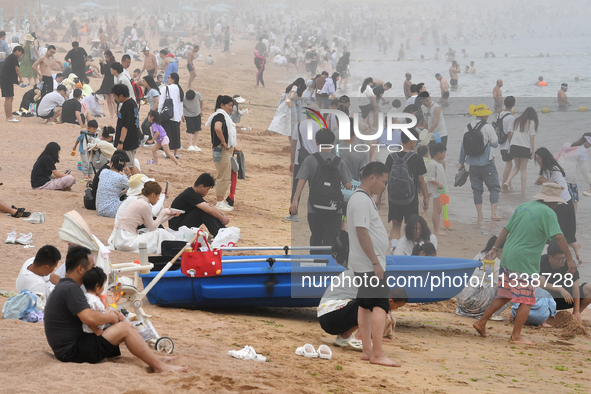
[{"left": 180, "top": 230, "right": 223, "bottom": 278}]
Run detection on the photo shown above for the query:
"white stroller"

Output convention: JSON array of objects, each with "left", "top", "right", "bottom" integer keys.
[{"left": 59, "top": 210, "right": 193, "bottom": 353}]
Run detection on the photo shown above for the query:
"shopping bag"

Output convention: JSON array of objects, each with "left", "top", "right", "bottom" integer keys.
[
  {"left": 211, "top": 227, "right": 241, "bottom": 249},
  {"left": 181, "top": 230, "right": 223, "bottom": 278}
]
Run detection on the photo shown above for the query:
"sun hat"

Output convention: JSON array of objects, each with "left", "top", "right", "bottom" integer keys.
[
  {"left": 532, "top": 182, "right": 566, "bottom": 204},
  {"left": 25, "top": 34, "right": 34, "bottom": 42},
  {"left": 127, "top": 174, "right": 155, "bottom": 197},
  {"left": 469, "top": 104, "right": 493, "bottom": 117},
  {"left": 233, "top": 95, "right": 246, "bottom": 103}
]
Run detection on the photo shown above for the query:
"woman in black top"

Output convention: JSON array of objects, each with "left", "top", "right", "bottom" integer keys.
[
  {"left": 97, "top": 50, "right": 116, "bottom": 118},
  {"left": 31, "top": 142, "right": 76, "bottom": 190}
]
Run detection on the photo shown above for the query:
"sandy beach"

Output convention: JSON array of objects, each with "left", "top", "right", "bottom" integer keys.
[{"left": 1, "top": 28, "right": 591, "bottom": 393}]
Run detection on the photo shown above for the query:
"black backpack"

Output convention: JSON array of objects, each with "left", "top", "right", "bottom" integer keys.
[
  {"left": 309, "top": 153, "right": 344, "bottom": 212},
  {"left": 388, "top": 151, "right": 416, "bottom": 205},
  {"left": 83, "top": 163, "right": 109, "bottom": 210},
  {"left": 462, "top": 120, "right": 487, "bottom": 157},
  {"left": 492, "top": 113, "right": 510, "bottom": 145}
]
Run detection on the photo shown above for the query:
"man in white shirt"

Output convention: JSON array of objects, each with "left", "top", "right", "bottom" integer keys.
[
  {"left": 497, "top": 96, "right": 516, "bottom": 189},
  {"left": 347, "top": 162, "right": 400, "bottom": 367},
  {"left": 130, "top": 23, "right": 138, "bottom": 44},
  {"left": 120, "top": 54, "right": 132, "bottom": 80},
  {"left": 37, "top": 85, "right": 67, "bottom": 124},
  {"left": 16, "top": 245, "right": 62, "bottom": 307}
]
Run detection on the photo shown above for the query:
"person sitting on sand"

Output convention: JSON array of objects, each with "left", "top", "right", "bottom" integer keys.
[
  {"left": 43, "top": 246, "right": 187, "bottom": 372},
  {"left": 169, "top": 173, "right": 229, "bottom": 237},
  {"left": 394, "top": 215, "right": 437, "bottom": 256},
  {"left": 108, "top": 181, "right": 179, "bottom": 254},
  {"left": 317, "top": 270, "right": 407, "bottom": 349},
  {"left": 114, "top": 173, "right": 165, "bottom": 226},
  {"left": 37, "top": 84, "right": 68, "bottom": 125},
  {"left": 539, "top": 241, "right": 591, "bottom": 321},
  {"left": 31, "top": 142, "right": 76, "bottom": 191},
  {"left": 95, "top": 151, "right": 130, "bottom": 218},
  {"left": 473, "top": 183, "right": 576, "bottom": 345},
  {"left": 16, "top": 245, "right": 61, "bottom": 307}
]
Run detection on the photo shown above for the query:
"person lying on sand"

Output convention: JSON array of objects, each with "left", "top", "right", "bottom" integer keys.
[{"left": 44, "top": 246, "right": 188, "bottom": 372}]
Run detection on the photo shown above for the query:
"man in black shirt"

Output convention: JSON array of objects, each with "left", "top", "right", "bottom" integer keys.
[
  {"left": 371, "top": 82, "right": 392, "bottom": 104},
  {"left": 44, "top": 246, "right": 187, "bottom": 371},
  {"left": 64, "top": 41, "right": 88, "bottom": 80},
  {"left": 540, "top": 241, "right": 591, "bottom": 321},
  {"left": 0, "top": 46, "right": 24, "bottom": 122},
  {"left": 62, "top": 88, "right": 90, "bottom": 125},
  {"left": 111, "top": 84, "right": 140, "bottom": 174},
  {"left": 169, "top": 173, "right": 229, "bottom": 236},
  {"left": 379, "top": 128, "right": 428, "bottom": 252}
]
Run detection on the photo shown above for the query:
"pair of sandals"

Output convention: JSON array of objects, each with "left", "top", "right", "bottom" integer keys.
[
  {"left": 295, "top": 344, "right": 332, "bottom": 360},
  {"left": 10, "top": 206, "right": 31, "bottom": 218},
  {"left": 227, "top": 345, "right": 266, "bottom": 362}
]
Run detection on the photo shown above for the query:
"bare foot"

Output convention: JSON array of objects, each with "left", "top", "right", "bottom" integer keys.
[
  {"left": 502, "top": 183, "right": 509, "bottom": 192},
  {"left": 541, "top": 323, "right": 552, "bottom": 328},
  {"left": 473, "top": 321, "right": 487, "bottom": 337},
  {"left": 159, "top": 356, "right": 178, "bottom": 363},
  {"left": 154, "top": 364, "right": 188, "bottom": 373},
  {"left": 369, "top": 356, "right": 401, "bottom": 367},
  {"left": 360, "top": 352, "right": 371, "bottom": 361},
  {"left": 382, "top": 337, "right": 393, "bottom": 342},
  {"left": 491, "top": 215, "right": 503, "bottom": 221},
  {"left": 571, "top": 243, "right": 582, "bottom": 264},
  {"left": 509, "top": 336, "right": 536, "bottom": 345}
]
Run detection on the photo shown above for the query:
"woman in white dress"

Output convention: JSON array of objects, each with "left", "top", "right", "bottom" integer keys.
[
  {"left": 108, "top": 181, "right": 179, "bottom": 254},
  {"left": 268, "top": 78, "right": 306, "bottom": 140}
]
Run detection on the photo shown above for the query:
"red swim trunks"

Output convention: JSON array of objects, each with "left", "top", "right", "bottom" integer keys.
[{"left": 497, "top": 266, "right": 536, "bottom": 305}]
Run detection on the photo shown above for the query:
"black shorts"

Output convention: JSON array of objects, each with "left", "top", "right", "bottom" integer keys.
[
  {"left": 38, "top": 109, "right": 56, "bottom": 120},
  {"left": 500, "top": 149, "right": 512, "bottom": 162},
  {"left": 147, "top": 69, "right": 155, "bottom": 78},
  {"left": 185, "top": 115, "right": 201, "bottom": 133},
  {"left": 450, "top": 78, "right": 458, "bottom": 86},
  {"left": 555, "top": 199, "right": 577, "bottom": 244},
  {"left": 442, "top": 91, "right": 450, "bottom": 99},
  {"left": 550, "top": 283, "right": 588, "bottom": 310},
  {"left": 1, "top": 78, "right": 14, "bottom": 97},
  {"left": 289, "top": 57, "right": 297, "bottom": 64},
  {"left": 360, "top": 103, "right": 374, "bottom": 119},
  {"left": 355, "top": 272, "right": 390, "bottom": 313},
  {"left": 510, "top": 145, "right": 531, "bottom": 159},
  {"left": 187, "top": 64, "right": 194, "bottom": 73},
  {"left": 388, "top": 198, "right": 419, "bottom": 223},
  {"left": 56, "top": 333, "right": 121, "bottom": 364},
  {"left": 65, "top": 113, "right": 85, "bottom": 125},
  {"left": 318, "top": 300, "right": 358, "bottom": 335}
]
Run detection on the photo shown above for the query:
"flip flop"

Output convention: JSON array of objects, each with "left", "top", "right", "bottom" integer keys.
[
  {"left": 347, "top": 336, "right": 363, "bottom": 351},
  {"left": 7, "top": 118, "right": 19, "bottom": 122},
  {"left": 228, "top": 346, "right": 266, "bottom": 362},
  {"left": 296, "top": 344, "right": 318, "bottom": 358},
  {"left": 10, "top": 207, "right": 31, "bottom": 218},
  {"left": 317, "top": 344, "right": 332, "bottom": 360}
]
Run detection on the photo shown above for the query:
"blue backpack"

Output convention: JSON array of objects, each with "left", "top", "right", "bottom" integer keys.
[
  {"left": 2, "top": 290, "right": 38, "bottom": 319},
  {"left": 388, "top": 151, "right": 416, "bottom": 205}
]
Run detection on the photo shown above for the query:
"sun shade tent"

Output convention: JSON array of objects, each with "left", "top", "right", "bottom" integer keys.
[{"left": 56, "top": 210, "right": 112, "bottom": 278}]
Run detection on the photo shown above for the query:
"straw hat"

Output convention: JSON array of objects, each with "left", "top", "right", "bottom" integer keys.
[
  {"left": 469, "top": 104, "right": 493, "bottom": 117},
  {"left": 127, "top": 174, "right": 155, "bottom": 197},
  {"left": 532, "top": 182, "right": 566, "bottom": 204},
  {"left": 25, "top": 34, "right": 34, "bottom": 42}
]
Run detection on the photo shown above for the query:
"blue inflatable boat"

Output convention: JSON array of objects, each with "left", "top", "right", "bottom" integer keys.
[{"left": 140, "top": 254, "right": 481, "bottom": 308}]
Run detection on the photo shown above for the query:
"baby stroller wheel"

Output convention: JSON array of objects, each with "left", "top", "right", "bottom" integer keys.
[{"left": 155, "top": 337, "right": 174, "bottom": 354}]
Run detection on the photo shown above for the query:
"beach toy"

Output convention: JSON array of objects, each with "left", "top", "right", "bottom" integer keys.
[
  {"left": 578, "top": 106, "right": 587, "bottom": 112},
  {"left": 71, "top": 150, "right": 76, "bottom": 156},
  {"left": 439, "top": 187, "right": 451, "bottom": 228},
  {"left": 541, "top": 107, "right": 550, "bottom": 113},
  {"left": 538, "top": 81, "right": 547, "bottom": 86},
  {"left": 511, "top": 108, "right": 516, "bottom": 114},
  {"left": 77, "top": 161, "right": 82, "bottom": 171}
]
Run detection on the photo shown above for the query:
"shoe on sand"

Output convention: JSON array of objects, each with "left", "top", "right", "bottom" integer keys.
[
  {"left": 295, "top": 344, "right": 318, "bottom": 358},
  {"left": 318, "top": 344, "right": 332, "bottom": 360},
  {"left": 333, "top": 335, "right": 349, "bottom": 347},
  {"left": 23, "top": 212, "right": 45, "bottom": 224},
  {"left": 187, "top": 146, "right": 196, "bottom": 151},
  {"left": 216, "top": 201, "right": 234, "bottom": 212},
  {"left": 5, "top": 230, "right": 17, "bottom": 244},
  {"left": 193, "top": 145, "right": 202, "bottom": 152},
  {"left": 16, "top": 232, "right": 33, "bottom": 245},
  {"left": 228, "top": 346, "right": 266, "bottom": 362}
]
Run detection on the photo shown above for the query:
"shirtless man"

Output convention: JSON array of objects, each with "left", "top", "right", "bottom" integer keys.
[
  {"left": 140, "top": 47, "right": 157, "bottom": 78},
  {"left": 535, "top": 76, "right": 544, "bottom": 86},
  {"left": 435, "top": 73, "right": 449, "bottom": 105},
  {"left": 449, "top": 61, "right": 460, "bottom": 88},
  {"left": 469, "top": 61, "right": 476, "bottom": 74},
  {"left": 187, "top": 45, "right": 199, "bottom": 89},
  {"left": 33, "top": 45, "right": 57, "bottom": 98},
  {"left": 493, "top": 79, "right": 503, "bottom": 113},
  {"left": 558, "top": 83, "right": 570, "bottom": 109},
  {"left": 403, "top": 73, "right": 412, "bottom": 99}
]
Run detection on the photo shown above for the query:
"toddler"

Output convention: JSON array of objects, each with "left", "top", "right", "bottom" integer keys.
[
  {"left": 149, "top": 110, "right": 181, "bottom": 166},
  {"left": 426, "top": 143, "right": 448, "bottom": 235},
  {"left": 82, "top": 266, "right": 109, "bottom": 335}
]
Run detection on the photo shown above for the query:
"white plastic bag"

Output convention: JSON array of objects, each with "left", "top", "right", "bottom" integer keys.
[{"left": 212, "top": 227, "right": 241, "bottom": 248}]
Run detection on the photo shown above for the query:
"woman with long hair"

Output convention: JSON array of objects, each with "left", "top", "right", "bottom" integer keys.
[
  {"left": 204, "top": 95, "right": 241, "bottom": 212},
  {"left": 96, "top": 151, "right": 130, "bottom": 218},
  {"left": 30, "top": 142, "right": 76, "bottom": 190},
  {"left": 359, "top": 77, "right": 377, "bottom": 128},
  {"left": 504, "top": 107, "right": 538, "bottom": 193},
  {"left": 268, "top": 78, "right": 305, "bottom": 140},
  {"left": 140, "top": 75, "right": 160, "bottom": 143},
  {"left": 555, "top": 132, "right": 591, "bottom": 211},
  {"left": 254, "top": 50, "right": 266, "bottom": 87},
  {"left": 534, "top": 147, "right": 581, "bottom": 263},
  {"left": 97, "top": 50, "right": 116, "bottom": 118},
  {"left": 393, "top": 214, "right": 438, "bottom": 256},
  {"left": 157, "top": 72, "right": 184, "bottom": 157},
  {"left": 108, "top": 181, "right": 179, "bottom": 254}
]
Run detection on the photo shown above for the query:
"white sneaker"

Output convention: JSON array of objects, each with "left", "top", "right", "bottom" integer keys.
[
  {"left": 333, "top": 335, "right": 349, "bottom": 347},
  {"left": 187, "top": 146, "right": 196, "bottom": 151},
  {"left": 193, "top": 145, "right": 202, "bottom": 152},
  {"left": 5, "top": 230, "right": 17, "bottom": 244},
  {"left": 16, "top": 232, "right": 33, "bottom": 245},
  {"left": 216, "top": 201, "right": 234, "bottom": 212},
  {"left": 23, "top": 212, "right": 46, "bottom": 224},
  {"left": 284, "top": 214, "right": 299, "bottom": 222}
]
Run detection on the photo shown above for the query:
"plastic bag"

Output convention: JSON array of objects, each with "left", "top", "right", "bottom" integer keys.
[
  {"left": 2, "top": 290, "right": 38, "bottom": 319},
  {"left": 166, "top": 226, "right": 200, "bottom": 242},
  {"left": 212, "top": 227, "right": 241, "bottom": 249},
  {"left": 455, "top": 283, "right": 496, "bottom": 319}
]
